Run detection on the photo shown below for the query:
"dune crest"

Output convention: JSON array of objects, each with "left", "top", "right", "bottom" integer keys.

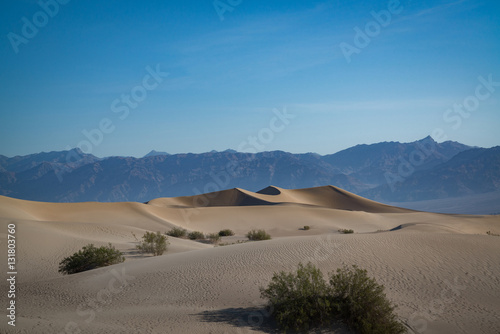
[{"left": 148, "top": 185, "right": 410, "bottom": 213}]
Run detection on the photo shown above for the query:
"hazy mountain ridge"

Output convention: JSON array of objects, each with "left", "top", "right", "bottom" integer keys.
[
  {"left": 364, "top": 146, "right": 500, "bottom": 202},
  {"left": 1, "top": 148, "right": 100, "bottom": 173},
  {"left": 323, "top": 136, "right": 472, "bottom": 186},
  {"left": 1, "top": 137, "right": 498, "bottom": 204}
]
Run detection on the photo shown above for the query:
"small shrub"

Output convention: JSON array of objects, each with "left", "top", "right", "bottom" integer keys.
[
  {"left": 260, "top": 263, "right": 332, "bottom": 332},
  {"left": 218, "top": 229, "right": 235, "bottom": 237},
  {"left": 260, "top": 263, "right": 406, "bottom": 334},
  {"left": 339, "top": 229, "right": 354, "bottom": 234},
  {"left": 59, "top": 243, "right": 124, "bottom": 275},
  {"left": 217, "top": 240, "right": 249, "bottom": 247},
  {"left": 208, "top": 233, "right": 221, "bottom": 244},
  {"left": 188, "top": 231, "right": 205, "bottom": 240},
  {"left": 303, "top": 225, "right": 311, "bottom": 230},
  {"left": 136, "top": 231, "right": 169, "bottom": 256},
  {"left": 246, "top": 229, "right": 271, "bottom": 241},
  {"left": 329, "top": 265, "right": 406, "bottom": 334},
  {"left": 167, "top": 227, "right": 187, "bottom": 238},
  {"left": 486, "top": 231, "right": 500, "bottom": 237}
]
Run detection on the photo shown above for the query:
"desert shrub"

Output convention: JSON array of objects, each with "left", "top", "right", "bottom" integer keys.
[
  {"left": 246, "top": 229, "right": 271, "bottom": 241},
  {"left": 59, "top": 243, "right": 124, "bottom": 275},
  {"left": 136, "top": 231, "right": 169, "bottom": 256},
  {"left": 188, "top": 231, "right": 205, "bottom": 240},
  {"left": 339, "top": 229, "right": 354, "bottom": 234},
  {"left": 260, "top": 263, "right": 333, "bottom": 332},
  {"left": 260, "top": 263, "right": 406, "bottom": 334},
  {"left": 208, "top": 233, "right": 221, "bottom": 244},
  {"left": 303, "top": 225, "right": 311, "bottom": 230},
  {"left": 167, "top": 227, "right": 187, "bottom": 238},
  {"left": 217, "top": 240, "right": 249, "bottom": 247},
  {"left": 329, "top": 265, "right": 406, "bottom": 334},
  {"left": 486, "top": 231, "right": 500, "bottom": 237},
  {"left": 218, "top": 229, "right": 235, "bottom": 237}
]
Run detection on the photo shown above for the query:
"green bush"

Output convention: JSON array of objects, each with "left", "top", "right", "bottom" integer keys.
[
  {"left": 136, "top": 231, "right": 169, "bottom": 256},
  {"left": 303, "top": 225, "right": 311, "bottom": 230},
  {"left": 188, "top": 231, "right": 205, "bottom": 240},
  {"left": 58, "top": 243, "right": 124, "bottom": 275},
  {"left": 167, "top": 227, "right": 187, "bottom": 238},
  {"left": 246, "top": 229, "right": 271, "bottom": 241},
  {"left": 329, "top": 265, "right": 406, "bottom": 334},
  {"left": 218, "top": 229, "right": 235, "bottom": 237},
  {"left": 339, "top": 229, "right": 354, "bottom": 234},
  {"left": 260, "top": 263, "right": 332, "bottom": 332},
  {"left": 208, "top": 233, "right": 221, "bottom": 244},
  {"left": 260, "top": 263, "right": 406, "bottom": 334}
]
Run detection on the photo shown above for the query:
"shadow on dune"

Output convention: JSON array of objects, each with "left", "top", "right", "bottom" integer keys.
[
  {"left": 257, "top": 185, "right": 282, "bottom": 195},
  {"left": 121, "top": 248, "right": 152, "bottom": 259},
  {"left": 198, "top": 307, "right": 279, "bottom": 333},
  {"left": 197, "top": 307, "right": 352, "bottom": 333}
]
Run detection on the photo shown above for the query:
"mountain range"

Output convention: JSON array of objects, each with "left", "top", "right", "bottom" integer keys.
[{"left": 1, "top": 136, "right": 499, "bottom": 207}]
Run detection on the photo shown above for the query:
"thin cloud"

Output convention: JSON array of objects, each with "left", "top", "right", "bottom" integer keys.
[
  {"left": 395, "top": 0, "right": 473, "bottom": 25},
  {"left": 413, "top": 0, "right": 468, "bottom": 17}
]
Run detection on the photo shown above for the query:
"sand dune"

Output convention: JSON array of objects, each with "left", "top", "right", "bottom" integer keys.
[
  {"left": 149, "top": 185, "right": 411, "bottom": 213},
  {"left": 1, "top": 186, "right": 499, "bottom": 333}
]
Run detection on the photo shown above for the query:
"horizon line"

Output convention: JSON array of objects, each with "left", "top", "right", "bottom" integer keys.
[{"left": 1, "top": 135, "right": 489, "bottom": 159}]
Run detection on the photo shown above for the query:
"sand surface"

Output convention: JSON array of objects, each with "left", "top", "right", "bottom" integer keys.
[{"left": 0, "top": 185, "right": 499, "bottom": 333}]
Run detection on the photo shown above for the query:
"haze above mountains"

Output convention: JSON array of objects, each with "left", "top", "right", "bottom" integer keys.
[{"left": 1, "top": 136, "right": 499, "bottom": 214}]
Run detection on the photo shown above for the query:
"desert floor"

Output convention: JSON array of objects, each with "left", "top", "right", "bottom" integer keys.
[{"left": 1, "top": 186, "right": 499, "bottom": 334}]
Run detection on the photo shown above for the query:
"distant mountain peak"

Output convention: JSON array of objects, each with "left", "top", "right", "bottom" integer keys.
[
  {"left": 144, "top": 150, "right": 170, "bottom": 158},
  {"left": 417, "top": 135, "right": 435, "bottom": 142},
  {"left": 71, "top": 147, "right": 84, "bottom": 155}
]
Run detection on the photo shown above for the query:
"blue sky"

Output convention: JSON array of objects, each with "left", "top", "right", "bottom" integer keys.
[{"left": 1, "top": 0, "right": 499, "bottom": 157}]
